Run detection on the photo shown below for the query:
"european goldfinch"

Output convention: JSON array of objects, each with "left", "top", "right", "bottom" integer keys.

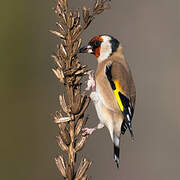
[{"left": 79, "top": 35, "right": 136, "bottom": 167}]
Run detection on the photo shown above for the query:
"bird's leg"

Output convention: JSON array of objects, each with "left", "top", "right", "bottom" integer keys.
[
  {"left": 85, "top": 70, "right": 96, "bottom": 91},
  {"left": 83, "top": 70, "right": 102, "bottom": 136},
  {"left": 82, "top": 123, "right": 104, "bottom": 136}
]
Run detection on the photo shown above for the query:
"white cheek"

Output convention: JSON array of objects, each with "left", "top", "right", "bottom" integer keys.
[{"left": 98, "top": 41, "right": 112, "bottom": 62}]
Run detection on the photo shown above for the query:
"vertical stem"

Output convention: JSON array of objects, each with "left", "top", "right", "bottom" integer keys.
[{"left": 51, "top": 1, "right": 111, "bottom": 179}]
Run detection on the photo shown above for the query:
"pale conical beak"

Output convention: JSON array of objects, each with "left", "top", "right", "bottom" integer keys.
[{"left": 79, "top": 45, "right": 93, "bottom": 54}]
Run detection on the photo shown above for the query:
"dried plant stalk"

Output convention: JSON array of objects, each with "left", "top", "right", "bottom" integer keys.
[{"left": 50, "top": 0, "right": 111, "bottom": 179}]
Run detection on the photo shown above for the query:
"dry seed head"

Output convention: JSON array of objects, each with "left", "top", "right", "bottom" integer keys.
[
  {"left": 55, "top": 155, "right": 67, "bottom": 178},
  {"left": 72, "top": 25, "right": 82, "bottom": 40},
  {"left": 75, "top": 158, "right": 92, "bottom": 180},
  {"left": 58, "top": 122, "right": 70, "bottom": 145},
  {"left": 71, "top": 94, "right": 81, "bottom": 114},
  {"left": 73, "top": 10, "right": 80, "bottom": 27},
  {"left": 59, "top": 95, "right": 69, "bottom": 114},
  {"left": 52, "top": 68, "right": 64, "bottom": 83},
  {"left": 93, "top": 0, "right": 99, "bottom": 11},
  {"left": 70, "top": 16, "right": 74, "bottom": 29},
  {"left": 58, "top": 0, "right": 67, "bottom": 12},
  {"left": 77, "top": 38, "right": 82, "bottom": 49},
  {"left": 75, "top": 116, "right": 87, "bottom": 136},
  {"left": 52, "top": 0, "right": 111, "bottom": 178},
  {"left": 72, "top": 40, "right": 79, "bottom": 54},
  {"left": 67, "top": 166, "right": 72, "bottom": 180},
  {"left": 56, "top": 22, "right": 66, "bottom": 36},
  {"left": 59, "top": 44, "right": 67, "bottom": 58},
  {"left": 49, "top": 30, "right": 65, "bottom": 39},
  {"left": 54, "top": 116, "right": 71, "bottom": 123},
  {"left": 55, "top": 4, "right": 62, "bottom": 15},
  {"left": 72, "top": 38, "right": 82, "bottom": 56},
  {"left": 51, "top": 55, "right": 62, "bottom": 68},
  {"left": 81, "top": 175, "right": 88, "bottom": 180},
  {"left": 59, "top": 68, "right": 65, "bottom": 83},
  {"left": 67, "top": 11, "right": 74, "bottom": 29},
  {"left": 75, "top": 68, "right": 86, "bottom": 75},
  {"left": 82, "top": 6, "right": 90, "bottom": 23},
  {"left": 93, "top": 0, "right": 110, "bottom": 14},
  {"left": 75, "top": 97, "right": 90, "bottom": 119},
  {"left": 74, "top": 76, "right": 82, "bottom": 85},
  {"left": 95, "top": 8, "right": 104, "bottom": 14},
  {"left": 56, "top": 135, "right": 68, "bottom": 152},
  {"left": 59, "top": 11, "right": 67, "bottom": 24},
  {"left": 75, "top": 136, "right": 87, "bottom": 152},
  {"left": 54, "top": 111, "right": 63, "bottom": 123}
]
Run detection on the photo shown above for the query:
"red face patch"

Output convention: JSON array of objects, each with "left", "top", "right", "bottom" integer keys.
[
  {"left": 89, "top": 36, "right": 103, "bottom": 58},
  {"left": 94, "top": 47, "right": 100, "bottom": 58},
  {"left": 89, "top": 36, "right": 103, "bottom": 43}
]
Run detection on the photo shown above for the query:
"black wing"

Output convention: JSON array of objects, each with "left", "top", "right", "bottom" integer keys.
[{"left": 105, "top": 63, "right": 134, "bottom": 139}]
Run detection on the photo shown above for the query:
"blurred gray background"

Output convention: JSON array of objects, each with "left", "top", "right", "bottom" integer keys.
[{"left": 0, "top": 0, "right": 180, "bottom": 179}]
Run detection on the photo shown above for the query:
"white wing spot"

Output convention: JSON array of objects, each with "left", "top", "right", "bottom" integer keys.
[{"left": 128, "top": 107, "right": 131, "bottom": 116}]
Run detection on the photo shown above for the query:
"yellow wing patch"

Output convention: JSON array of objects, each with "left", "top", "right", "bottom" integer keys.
[{"left": 113, "top": 80, "right": 124, "bottom": 112}]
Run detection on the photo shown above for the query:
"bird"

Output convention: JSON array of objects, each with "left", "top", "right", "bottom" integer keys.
[{"left": 79, "top": 34, "right": 136, "bottom": 168}]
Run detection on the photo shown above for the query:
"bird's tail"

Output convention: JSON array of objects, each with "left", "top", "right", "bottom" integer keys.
[{"left": 113, "top": 135, "right": 120, "bottom": 168}]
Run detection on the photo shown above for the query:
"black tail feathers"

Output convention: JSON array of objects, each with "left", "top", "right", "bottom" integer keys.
[
  {"left": 127, "top": 123, "right": 135, "bottom": 141},
  {"left": 114, "top": 144, "right": 120, "bottom": 168}
]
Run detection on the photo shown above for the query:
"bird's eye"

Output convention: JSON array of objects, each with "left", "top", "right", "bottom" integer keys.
[{"left": 94, "top": 40, "right": 100, "bottom": 47}]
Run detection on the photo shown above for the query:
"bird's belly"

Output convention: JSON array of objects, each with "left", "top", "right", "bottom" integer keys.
[
  {"left": 91, "top": 89, "right": 114, "bottom": 125},
  {"left": 90, "top": 90, "right": 106, "bottom": 124},
  {"left": 94, "top": 98, "right": 105, "bottom": 124}
]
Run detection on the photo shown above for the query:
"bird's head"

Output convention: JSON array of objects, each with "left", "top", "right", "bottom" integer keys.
[{"left": 79, "top": 35, "right": 119, "bottom": 62}]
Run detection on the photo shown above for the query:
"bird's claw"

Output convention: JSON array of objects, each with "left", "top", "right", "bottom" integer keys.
[
  {"left": 85, "top": 70, "right": 96, "bottom": 91},
  {"left": 82, "top": 127, "right": 95, "bottom": 136}
]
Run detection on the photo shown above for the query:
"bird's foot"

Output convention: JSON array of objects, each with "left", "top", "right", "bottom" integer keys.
[
  {"left": 90, "top": 91, "right": 99, "bottom": 103},
  {"left": 82, "top": 123, "right": 104, "bottom": 136},
  {"left": 82, "top": 127, "right": 96, "bottom": 136},
  {"left": 85, "top": 70, "right": 96, "bottom": 91}
]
